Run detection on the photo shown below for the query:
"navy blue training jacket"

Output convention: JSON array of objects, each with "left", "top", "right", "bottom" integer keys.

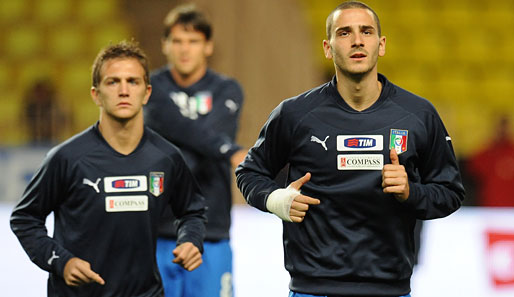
[
  {"left": 236, "top": 74, "right": 465, "bottom": 296},
  {"left": 145, "top": 67, "right": 243, "bottom": 241},
  {"left": 10, "top": 124, "right": 206, "bottom": 297}
]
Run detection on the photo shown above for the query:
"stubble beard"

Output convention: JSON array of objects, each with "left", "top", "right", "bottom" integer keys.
[{"left": 334, "top": 53, "right": 378, "bottom": 83}]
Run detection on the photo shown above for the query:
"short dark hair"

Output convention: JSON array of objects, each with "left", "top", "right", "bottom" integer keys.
[
  {"left": 163, "top": 4, "right": 212, "bottom": 40},
  {"left": 91, "top": 40, "right": 150, "bottom": 88},
  {"left": 326, "top": 1, "right": 381, "bottom": 40}
]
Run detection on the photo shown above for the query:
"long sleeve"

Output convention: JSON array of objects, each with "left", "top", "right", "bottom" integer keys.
[
  {"left": 235, "top": 76, "right": 466, "bottom": 295},
  {"left": 236, "top": 103, "right": 291, "bottom": 212},
  {"left": 403, "top": 111, "right": 465, "bottom": 219},
  {"left": 169, "top": 154, "right": 207, "bottom": 252},
  {"left": 10, "top": 150, "right": 75, "bottom": 277},
  {"left": 145, "top": 81, "right": 241, "bottom": 160},
  {"left": 210, "top": 79, "right": 244, "bottom": 140}
]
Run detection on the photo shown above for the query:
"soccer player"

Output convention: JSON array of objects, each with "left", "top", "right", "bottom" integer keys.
[
  {"left": 144, "top": 4, "right": 244, "bottom": 297},
  {"left": 10, "top": 40, "right": 206, "bottom": 297},
  {"left": 466, "top": 115, "right": 514, "bottom": 207},
  {"left": 236, "top": 1, "right": 465, "bottom": 296}
]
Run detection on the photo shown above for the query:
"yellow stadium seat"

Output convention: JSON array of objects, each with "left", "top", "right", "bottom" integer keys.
[
  {"left": 18, "top": 60, "right": 57, "bottom": 89},
  {"left": 0, "top": 62, "right": 9, "bottom": 90},
  {"left": 90, "top": 24, "right": 132, "bottom": 53},
  {"left": 0, "top": 92, "right": 26, "bottom": 144},
  {"left": 48, "top": 26, "right": 86, "bottom": 60},
  {"left": 76, "top": 0, "right": 118, "bottom": 24},
  {"left": 0, "top": 0, "right": 27, "bottom": 24},
  {"left": 60, "top": 62, "right": 92, "bottom": 94},
  {"left": 59, "top": 61, "right": 98, "bottom": 130},
  {"left": 34, "top": 0, "right": 71, "bottom": 24},
  {"left": 5, "top": 26, "right": 42, "bottom": 58}
]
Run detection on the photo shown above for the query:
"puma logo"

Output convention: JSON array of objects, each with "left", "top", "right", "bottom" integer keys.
[
  {"left": 47, "top": 250, "right": 60, "bottom": 265},
  {"left": 83, "top": 178, "right": 101, "bottom": 193},
  {"left": 225, "top": 99, "right": 239, "bottom": 114},
  {"left": 311, "top": 135, "right": 329, "bottom": 151}
]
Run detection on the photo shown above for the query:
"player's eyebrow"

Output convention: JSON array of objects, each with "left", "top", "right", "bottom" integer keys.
[
  {"left": 104, "top": 76, "right": 143, "bottom": 81},
  {"left": 336, "top": 26, "right": 351, "bottom": 33},
  {"left": 336, "top": 25, "right": 376, "bottom": 33},
  {"left": 360, "top": 25, "right": 376, "bottom": 32}
]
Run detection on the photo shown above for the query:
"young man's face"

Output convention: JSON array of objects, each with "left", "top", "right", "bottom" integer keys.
[
  {"left": 323, "top": 8, "right": 386, "bottom": 77},
  {"left": 162, "top": 24, "right": 213, "bottom": 77},
  {"left": 91, "top": 58, "right": 151, "bottom": 122}
]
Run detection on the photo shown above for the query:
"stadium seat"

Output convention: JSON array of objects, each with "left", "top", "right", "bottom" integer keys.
[
  {"left": 6, "top": 26, "right": 41, "bottom": 59},
  {"left": 34, "top": 0, "right": 71, "bottom": 24},
  {"left": 48, "top": 26, "right": 86, "bottom": 60}
]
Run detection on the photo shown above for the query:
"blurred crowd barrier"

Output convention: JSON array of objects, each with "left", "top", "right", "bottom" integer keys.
[
  {"left": 1, "top": 202, "right": 514, "bottom": 297},
  {"left": 0, "top": 146, "right": 48, "bottom": 203}
]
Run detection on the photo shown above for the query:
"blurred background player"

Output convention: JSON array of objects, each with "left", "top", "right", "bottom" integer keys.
[
  {"left": 10, "top": 40, "right": 206, "bottom": 297},
  {"left": 466, "top": 115, "right": 514, "bottom": 207},
  {"left": 144, "top": 4, "right": 245, "bottom": 297},
  {"left": 21, "top": 78, "right": 72, "bottom": 146},
  {"left": 236, "top": 1, "right": 465, "bottom": 296}
]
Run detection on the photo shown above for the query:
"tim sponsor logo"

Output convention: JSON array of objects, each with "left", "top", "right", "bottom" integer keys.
[
  {"left": 112, "top": 179, "right": 140, "bottom": 189},
  {"left": 104, "top": 176, "right": 147, "bottom": 193},
  {"left": 345, "top": 137, "right": 376, "bottom": 147},
  {"left": 337, "top": 154, "right": 384, "bottom": 170},
  {"left": 337, "top": 135, "right": 383, "bottom": 151}
]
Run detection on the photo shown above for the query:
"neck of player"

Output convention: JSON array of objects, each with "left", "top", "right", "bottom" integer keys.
[
  {"left": 336, "top": 70, "right": 382, "bottom": 112},
  {"left": 170, "top": 65, "right": 207, "bottom": 88},
  {"left": 98, "top": 111, "right": 144, "bottom": 155}
]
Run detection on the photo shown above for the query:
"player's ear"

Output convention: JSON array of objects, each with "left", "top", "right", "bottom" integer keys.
[
  {"left": 91, "top": 87, "right": 102, "bottom": 107},
  {"left": 379, "top": 36, "right": 386, "bottom": 57},
  {"left": 205, "top": 40, "right": 214, "bottom": 57},
  {"left": 323, "top": 40, "right": 333, "bottom": 60},
  {"left": 142, "top": 85, "right": 152, "bottom": 105},
  {"left": 161, "top": 37, "right": 170, "bottom": 56}
]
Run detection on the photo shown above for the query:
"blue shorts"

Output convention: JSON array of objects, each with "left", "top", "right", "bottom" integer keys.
[
  {"left": 156, "top": 238, "right": 233, "bottom": 297},
  {"left": 288, "top": 291, "right": 411, "bottom": 297}
]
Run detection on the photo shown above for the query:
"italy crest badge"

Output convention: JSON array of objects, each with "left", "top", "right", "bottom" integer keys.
[
  {"left": 389, "top": 129, "right": 408, "bottom": 154},
  {"left": 149, "top": 172, "right": 164, "bottom": 197}
]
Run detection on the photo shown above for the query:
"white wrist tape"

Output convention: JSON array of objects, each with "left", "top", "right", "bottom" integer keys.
[{"left": 266, "top": 187, "right": 300, "bottom": 222}]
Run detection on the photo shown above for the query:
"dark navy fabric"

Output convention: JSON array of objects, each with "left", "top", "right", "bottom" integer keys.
[
  {"left": 236, "top": 74, "right": 465, "bottom": 296},
  {"left": 10, "top": 123, "right": 206, "bottom": 297},
  {"left": 145, "top": 67, "right": 243, "bottom": 241}
]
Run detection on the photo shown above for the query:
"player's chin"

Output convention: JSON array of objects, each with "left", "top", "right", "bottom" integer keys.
[
  {"left": 110, "top": 111, "right": 139, "bottom": 121},
  {"left": 174, "top": 64, "right": 195, "bottom": 76},
  {"left": 348, "top": 66, "right": 373, "bottom": 76}
]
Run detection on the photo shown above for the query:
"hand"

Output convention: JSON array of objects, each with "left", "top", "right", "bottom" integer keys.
[
  {"left": 382, "top": 149, "right": 410, "bottom": 201},
  {"left": 230, "top": 149, "right": 248, "bottom": 168},
  {"left": 287, "top": 173, "right": 321, "bottom": 223},
  {"left": 172, "top": 242, "right": 203, "bottom": 271},
  {"left": 63, "top": 257, "right": 105, "bottom": 287}
]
